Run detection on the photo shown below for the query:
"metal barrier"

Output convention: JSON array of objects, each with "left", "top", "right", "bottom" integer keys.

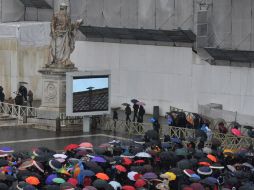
[
  {"left": 59, "top": 113, "right": 83, "bottom": 127},
  {"left": 0, "top": 102, "right": 38, "bottom": 124}
]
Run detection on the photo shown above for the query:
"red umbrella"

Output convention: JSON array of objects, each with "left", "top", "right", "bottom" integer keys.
[
  {"left": 135, "top": 179, "right": 146, "bottom": 188},
  {"left": 64, "top": 144, "right": 79, "bottom": 151},
  {"left": 231, "top": 128, "right": 241, "bottom": 137},
  {"left": 115, "top": 165, "right": 127, "bottom": 172},
  {"left": 122, "top": 157, "right": 132, "bottom": 166},
  {"left": 134, "top": 160, "right": 145, "bottom": 165},
  {"left": 122, "top": 185, "right": 136, "bottom": 190},
  {"left": 207, "top": 154, "right": 217, "bottom": 163}
]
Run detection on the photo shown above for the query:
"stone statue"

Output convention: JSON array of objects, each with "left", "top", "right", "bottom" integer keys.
[{"left": 48, "top": 3, "right": 82, "bottom": 67}]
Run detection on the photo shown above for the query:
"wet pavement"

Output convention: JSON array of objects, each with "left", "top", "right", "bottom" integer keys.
[{"left": 0, "top": 126, "right": 132, "bottom": 152}]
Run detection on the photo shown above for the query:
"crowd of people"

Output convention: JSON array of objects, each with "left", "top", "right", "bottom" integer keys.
[{"left": 0, "top": 128, "right": 252, "bottom": 190}]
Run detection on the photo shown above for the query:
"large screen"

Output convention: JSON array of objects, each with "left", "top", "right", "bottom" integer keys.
[{"left": 66, "top": 71, "right": 111, "bottom": 116}]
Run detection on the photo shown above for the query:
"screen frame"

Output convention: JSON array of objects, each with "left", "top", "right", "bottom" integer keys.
[{"left": 66, "top": 70, "right": 111, "bottom": 116}]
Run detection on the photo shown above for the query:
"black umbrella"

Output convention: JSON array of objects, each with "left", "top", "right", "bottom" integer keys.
[
  {"left": 131, "top": 99, "right": 139, "bottom": 104},
  {"left": 92, "top": 179, "right": 108, "bottom": 189},
  {"left": 122, "top": 103, "right": 130, "bottom": 106},
  {"left": 45, "top": 185, "right": 61, "bottom": 190},
  {"left": 177, "top": 159, "right": 192, "bottom": 170},
  {"left": 111, "top": 107, "right": 121, "bottom": 111},
  {"left": 0, "top": 183, "right": 8, "bottom": 190},
  {"left": 244, "top": 126, "right": 253, "bottom": 130},
  {"left": 84, "top": 161, "right": 103, "bottom": 173},
  {"left": 145, "top": 130, "right": 159, "bottom": 141},
  {"left": 0, "top": 160, "right": 8, "bottom": 167}
]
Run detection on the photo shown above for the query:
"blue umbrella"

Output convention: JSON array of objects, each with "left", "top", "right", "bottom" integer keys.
[
  {"left": 0, "top": 147, "right": 14, "bottom": 153},
  {"left": 45, "top": 174, "right": 57, "bottom": 185},
  {"left": 81, "top": 170, "right": 95, "bottom": 177}
]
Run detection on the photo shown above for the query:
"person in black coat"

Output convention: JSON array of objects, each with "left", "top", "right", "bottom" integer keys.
[
  {"left": 132, "top": 103, "right": 139, "bottom": 122},
  {"left": 125, "top": 105, "right": 131, "bottom": 124},
  {"left": 0, "top": 86, "right": 5, "bottom": 102},
  {"left": 137, "top": 105, "right": 145, "bottom": 123}
]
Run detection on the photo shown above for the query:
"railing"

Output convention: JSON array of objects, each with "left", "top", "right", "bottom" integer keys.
[
  {"left": 0, "top": 102, "right": 38, "bottom": 124},
  {"left": 59, "top": 113, "right": 83, "bottom": 127},
  {"left": 102, "top": 117, "right": 254, "bottom": 150}
]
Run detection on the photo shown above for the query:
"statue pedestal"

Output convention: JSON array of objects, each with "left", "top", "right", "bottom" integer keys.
[{"left": 38, "top": 65, "right": 78, "bottom": 117}]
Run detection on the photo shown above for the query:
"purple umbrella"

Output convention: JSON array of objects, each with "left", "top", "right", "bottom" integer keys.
[
  {"left": 91, "top": 156, "right": 107, "bottom": 163},
  {"left": 142, "top": 172, "right": 158, "bottom": 180},
  {"left": 45, "top": 174, "right": 57, "bottom": 185}
]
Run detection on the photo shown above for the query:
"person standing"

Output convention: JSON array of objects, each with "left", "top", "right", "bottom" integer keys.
[
  {"left": 27, "top": 90, "right": 33, "bottom": 107},
  {"left": 0, "top": 86, "right": 5, "bottom": 102},
  {"left": 132, "top": 103, "right": 139, "bottom": 122},
  {"left": 113, "top": 110, "right": 118, "bottom": 131},
  {"left": 137, "top": 105, "right": 145, "bottom": 123},
  {"left": 125, "top": 104, "right": 131, "bottom": 124}
]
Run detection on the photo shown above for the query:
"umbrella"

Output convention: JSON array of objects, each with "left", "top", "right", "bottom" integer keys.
[
  {"left": 109, "top": 181, "right": 122, "bottom": 190},
  {"left": 45, "top": 174, "right": 57, "bottom": 185},
  {"left": 184, "top": 169, "right": 196, "bottom": 177},
  {"left": 162, "top": 172, "right": 176, "bottom": 181},
  {"left": 122, "top": 185, "right": 136, "bottom": 190},
  {"left": 145, "top": 130, "right": 160, "bottom": 140},
  {"left": 207, "top": 154, "right": 217, "bottom": 163},
  {"left": 83, "top": 186, "right": 98, "bottom": 190},
  {"left": 81, "top": 169, "right": 95, "bottom": 177},
  {"left": 227, "top": 165, "right": 236, "bottom": 172},
  {"left": 175, "top": 148, "right": 189, "bottom": 157},
  {"left": 19, "top": 160, "right": 34, "bottom": 170},
  {"left": 135, "top": 179, "right": 146, "bottom": 188},
  {"left": 91, "top": 156, "right": 107, "bottom": 163},
  {"left": 49, "top": 160, "right": 62, "bottom": 170},
  {"left": 231, "top": 128, "right": 241, "bottom": 137},
  {"left": 53, "top": 154, "right": 67, "bottom": 159},
  {"left": 198, "top": 162, "right": 211, "bottom": 167},
  {"left": 201, "top": 177, "right": 218, "bottom": 186},
  {"left": 96, "top": 173, "right": 110, "bottom": 181},
  {"left": 111, "top": 107, "right": 121, "bottom": 110},
  {"left": 136, "top": 101, "right": 145, "bottom": 106},
  {"left": 122, "top": 157, "right": 132, "bottom": 166},
  {"left": 115, "top": 165, "right": 127, "bottom": 172},
  {"left": 122, "top": 103, "right": 130, "bottom": 106},
  {"left": 128, "top": 171, "right": 139, "bottom": 181},
  {"left": 57, "top": 168, "right": 70, "bottom": 176},
  {"left": 84, "top": 161, "right": 103, "bottom": 173},
  {"left": 67, "top": 178, "right": 78, "bottom": 187},
  {"left": 190, "top": 183, "right": 205, "bottom": 190},
  {"left": 0, "top": 160, "right": 9, "bottom": 167},
  {"left": 25, "top": 176, "right": 40, "bottom": 186},
  {"left": 79, "top": 142, "right": 93, "bottom": 149},
  {"left": 0, "top": 147, "right": 14, "bottom": 153},
  {"left": 53, "top": 178, "right": 65, "bottom": 184},
  {"left": 244, "top": 126, "right": 253, "bottom": 130},
  {"left": 197, "top": 167, "right": 213, "bottom": 176},
  {"left": 32, "top": 160, "right": 44, "bottom": 173},
  {"left": 0, "top": 152, "right": 8, "bottom": 158},
  {"left": 177, "top": 159, "right": 192, "bottom": 170},
  {"left": 134, "top": 160, "right": 145, "bottom": 165},
  {"left": 142, "top": 172, "right": 158, "bottom": 180},
  {"left": 93, "top": 179, "right": 108, "bottom": 189},
  {"left": 131, "top": 99, "right": 139, "bottom": 104},
  {"left": 135, "top": 152, "right": 151, "bottom": 158},
  {"left": 64, "top": 144, "right": 79, "bottom": 151}
]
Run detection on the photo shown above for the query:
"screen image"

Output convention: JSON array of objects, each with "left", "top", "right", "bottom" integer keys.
[{"left": 72, "top": 75, "right": 109, "bottom": 113}]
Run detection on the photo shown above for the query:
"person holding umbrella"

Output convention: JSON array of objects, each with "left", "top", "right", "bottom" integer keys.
[
  {"left": 123, "top": 103, "right": 131, "bottom": 124},
  {"left": 131, "top": 99, "right": 139, "bottom": 122}
]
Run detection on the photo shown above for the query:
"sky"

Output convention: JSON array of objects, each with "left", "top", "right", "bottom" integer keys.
[{"left": 73, "top": 77, "right": 109, "bottom": 92}]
